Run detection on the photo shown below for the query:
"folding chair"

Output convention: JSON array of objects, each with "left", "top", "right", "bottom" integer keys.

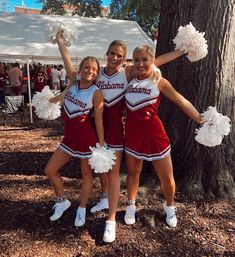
[{"left": 2, "top": 95, "right": 25, "bottom": 126}]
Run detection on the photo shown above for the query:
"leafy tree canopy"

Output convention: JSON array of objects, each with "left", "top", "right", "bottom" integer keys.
[
  {"left": 109, "top": 0, "right": 161, "bottom": 39},
  {"left": 36, "top": 0, "right": 159, "bottom": 38},
  {"left": 37, "top": 0, "right": 66, "bottom": 15},
  {"left": 37, "top": 0, "right": 102, "bottom": 17},
  {"left": 69, "top": 0, "right": 102, "bottom": 17}
]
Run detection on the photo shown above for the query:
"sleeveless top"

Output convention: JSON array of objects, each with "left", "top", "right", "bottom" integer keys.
[
  {"left": 125, "top": 77, "right": 161, "bottom": 120},
  {"left": 96, "top": 67, "right": 128, "bottom": 119},
  {"left": 63, "top": 83, "right": 99, "bottom": 120}
]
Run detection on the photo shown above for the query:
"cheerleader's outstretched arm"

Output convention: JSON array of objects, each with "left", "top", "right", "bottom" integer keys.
[
  {"left": 56, "top": 31, "right": 77, "bottom": 82},
  {"left": 155, "top": 50, "right": 184, "bottom": 67},
  {"left": 158, "top": 78, "right": 203, "bottom": 124}
]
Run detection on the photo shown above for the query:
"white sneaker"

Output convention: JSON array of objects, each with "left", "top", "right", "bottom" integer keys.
[
  {"left": 103, "top": 220, "right": 116, "bottom": 243},
  {"left": 74, "top": 207, "right": 86, "bottom": 227},
  {"left": 124, "top": 205, "right": 136, "bottom": 225},
  {"left": 163, "top": 202, "right": 177, "bottom": 227},
  {"left": 50, "top": 199, "right": 71, "bottom": 221},
  {"left": 90, "top": 198, "right": 109, "bottom": 213}
]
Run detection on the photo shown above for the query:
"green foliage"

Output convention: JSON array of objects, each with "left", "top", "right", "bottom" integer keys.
[
  {"left": 36, "top": 0, "right": 102, "bottom": 17},
  {"left": 36, "top": 0, "right": 159, "bottom": 39},
  {"left": 69, "top": 0, "right": 102, "bottom": 17},
  {"left": 37, "top": 0, "right": 66, "bottom": 15},
  {"left": 109, "top": 0, "right": 129, "bottom": 19},
  {"left": 110, "top": 0, "right": 161, "bottom": 39}
]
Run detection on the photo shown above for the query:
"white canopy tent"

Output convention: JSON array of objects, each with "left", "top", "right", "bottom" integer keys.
[{"left": 0, "top": 11, "right": 155, "bottom": 123}]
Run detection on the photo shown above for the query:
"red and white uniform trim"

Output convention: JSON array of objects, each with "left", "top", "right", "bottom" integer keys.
[
  {"left": 96, "top": 67, "right": 129, "bottom": 151},
  {"left": 125, "top": 77, "right": 171, "bottom": 161},
  {"left": 59, "top": 83, "right": 100, "bottom": 159}
]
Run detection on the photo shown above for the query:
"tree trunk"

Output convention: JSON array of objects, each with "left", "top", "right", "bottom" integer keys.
[{"left": 156, "top": 0, "right": 235, "bottom": 199}]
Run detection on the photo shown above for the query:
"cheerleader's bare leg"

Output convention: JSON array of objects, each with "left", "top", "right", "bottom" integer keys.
[
  {"left": 152, "top": 154, "right": 175, "bottom": 206},
  {"left": 90, "top": 169, "right": 109, "bottom": 214},
  {"left": 107, "top": 151, "right": 122, "bottom": 221},
  {"left": 126, "top": 154, "right": 143, "bottom": 201},
  {"left": 74, "top": 158, "right": 94, "bottom": 227},
  {"left": 44, "top": 148, "right": 72, "bottom": 196},
  {"left": 152, "top": 154, "right": 177, "bottom": 227},
  {"left": 98, "top": 173, "right": 108, "bottom": 194},
  {"left": 103, "top": 151, "right": 122, "bottom": 243},
  {"left": 44, "top": 148, "right": 72, "bottom": 221},
  {"left": 79, "top": 158, "right": 94, "bottom": 208},
  {"left": 124, "top": 154, "right": 143, "bottom": 225}
]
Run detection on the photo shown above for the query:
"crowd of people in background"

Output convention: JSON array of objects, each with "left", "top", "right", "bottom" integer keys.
[{"left": 0, "top": 61, "right": 67, "bottom": 104}]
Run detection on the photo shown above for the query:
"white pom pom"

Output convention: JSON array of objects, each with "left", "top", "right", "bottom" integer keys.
[
  {"left": 195, "top": 106, "right": 231, "bottom": 147},
  {"left": 88, "top": 143, "right": 117, "bottom": 173},
  {"left": 44, "top": 21, "right": 78, "bottom": 47},
  {"left": 32, "top": 86, "right": 61, "bottom": 120},
  {"left": 173, "top": 22, "right": 208, "bottom": 62}
]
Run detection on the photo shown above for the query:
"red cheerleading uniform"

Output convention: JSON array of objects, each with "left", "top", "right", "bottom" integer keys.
[
  {"left": 96, "top": 67, "right": 128, "bottom": 151},
  {"left": 125, "top": 77, "right": 171, "bottom": 161},
  {"left": 59, "top": 83, "right": 100, "bottom": 159}
]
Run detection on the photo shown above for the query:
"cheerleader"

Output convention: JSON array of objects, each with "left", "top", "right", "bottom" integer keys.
[
  {"left": 44, "top": 46, "right": 104, "bottom": 227},
  {"left": 124, "top": 45, "right": 203, "bottom": 228}
]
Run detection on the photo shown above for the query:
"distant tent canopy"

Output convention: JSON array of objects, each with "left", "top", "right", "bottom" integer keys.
[
  {"left": 0, "top": 11, "right": 154, "bottom": 124},
  {"left": 0, "top": 11, "right": 155, "bottom": 64}
]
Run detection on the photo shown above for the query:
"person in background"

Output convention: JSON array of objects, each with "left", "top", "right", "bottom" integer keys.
[
  {"left": 0, "top": 62, "right": 8, "bottom": 104},
  {"left": 33, "top": 66, "right": 48, "bottom": 92},
  {"left": 46, "top": 65, "right": 53, "bottom": 88},
  {"left": 8, "top": 62, "right": 22, "bottom": 96},
  {"left": 58, "top": 64, "right": 67, "bottom": 92},
  {"left": 124, "top": 45, "right": 203, "bottom": 228},
  {"left": 51, "top": 65, "right": 61, "bottom": 90}
]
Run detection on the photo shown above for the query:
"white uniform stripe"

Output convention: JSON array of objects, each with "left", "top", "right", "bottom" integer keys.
[
  {"left": 125, "top": 145, "right": 171, "bottom": 161},
  {"left": 59, "top": 143, "right": 92, "bottom": 159},
  {"left": 106, "top": 143, "right": 123, "bottom": 151},
  {"left": 126, "top": 97, "right": 158, "bottom": 111}
]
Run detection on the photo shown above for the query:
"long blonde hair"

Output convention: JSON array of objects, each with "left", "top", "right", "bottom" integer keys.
[
  {"left": 61, "top": 56, "right": 100, "bottom": 103},
  {"left": 133, "top": 45, "right": 161, "bottom": 83}
]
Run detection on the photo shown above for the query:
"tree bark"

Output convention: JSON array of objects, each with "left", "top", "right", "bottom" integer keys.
[{"left": 156, "top": 0, "right": 235, "bottom": 199}]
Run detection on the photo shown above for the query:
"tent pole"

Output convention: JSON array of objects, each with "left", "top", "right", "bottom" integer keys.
[{"left": 27, "top": 58, "right": 33, "bottom": 124}]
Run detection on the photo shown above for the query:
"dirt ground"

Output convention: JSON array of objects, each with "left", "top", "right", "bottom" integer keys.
[{"left": 0, "top": 120, "right": 234, "bottom": 257}]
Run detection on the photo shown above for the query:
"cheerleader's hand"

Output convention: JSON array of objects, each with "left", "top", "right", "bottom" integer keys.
[
  {"left": 195, "top": 106, "right": 231, "bottom": 147},
  {"left": 88, "top": 143, "right": 117, "bottom": 173},
  {"left": 32, "top": 86, "right": 61, "bottom": 120},
  {"left": 48, "top": 97, "right": 54, "bottom": 103},
  {"left": 56, "top": 30, "right": 64, "bottom": 41}
]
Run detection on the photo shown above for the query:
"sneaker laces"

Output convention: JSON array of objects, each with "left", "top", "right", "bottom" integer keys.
[
  {"left": 165, "top": 204, "right": 176, "bottom": 219},
  {"left": 105, "top": 223, "right": 113, "bottom": 233},
  {"left": 96, "top": 198, "right": 107, "bottom": 207},
  {"left": 126, "top": 205, "right": 135, "bottom": 216},
  {"left": 52, "top": 202, "right": 60, "bottom": 209},
  {"left": 166, "top": 207, "right": 176, "bottom": 219},
  {"left": 76, "top": 210, "right": 85, "bottom": 223},
  {"left": 104, "top": 221, "right": 115, "bottom": 234},
  {"left": 52, "top": 202, "right": 64, "bottom": 212}
]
